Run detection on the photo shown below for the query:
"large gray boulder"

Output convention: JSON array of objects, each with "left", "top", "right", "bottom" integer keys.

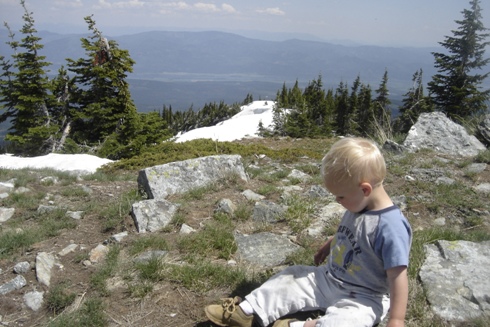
[
  {"left": 403, "top": 112, "right": 486, "bottom": 157},
  {"left": 419, "top": 240, "right": 490, "bottom": 322},
  {"left": 137, "top": 155, "right": 248, "bottom": 200}
]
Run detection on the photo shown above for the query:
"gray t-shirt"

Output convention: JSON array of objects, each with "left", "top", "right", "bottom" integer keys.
[{"left": 327, "top": 205, "right": 412, "bottom": 295}]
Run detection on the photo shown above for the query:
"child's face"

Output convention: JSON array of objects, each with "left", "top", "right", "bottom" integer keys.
[{"left": 325, "top": 181, "right": 369, "bottom": 213}]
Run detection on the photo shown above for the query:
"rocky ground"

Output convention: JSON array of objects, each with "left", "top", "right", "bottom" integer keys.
[{"left": 0, "top": 138, "right": 489, "bottom": 327}]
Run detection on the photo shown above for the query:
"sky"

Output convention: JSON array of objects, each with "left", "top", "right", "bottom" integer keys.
[
  {"left": 0, "top": 100, "right": 274, "bottom": 172},
  {"left": 1, "top": 0, "right": 490, "bottom": 47}
]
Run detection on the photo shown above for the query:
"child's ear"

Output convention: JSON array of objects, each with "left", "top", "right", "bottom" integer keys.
[{"left": 360, "top": 182, "right": 372, "bottom": 196}]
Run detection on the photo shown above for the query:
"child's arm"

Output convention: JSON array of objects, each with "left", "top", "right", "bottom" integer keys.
[
  {"left": 314, "top": 236, "right": 334, "bottom": 265},
  {"left": 386, "top": 266, "right": 409, "bottom": 327}
]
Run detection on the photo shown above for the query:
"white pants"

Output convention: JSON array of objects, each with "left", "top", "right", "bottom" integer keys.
[{"left": 245, "top": 265, "right": 390, "bottom": 327}]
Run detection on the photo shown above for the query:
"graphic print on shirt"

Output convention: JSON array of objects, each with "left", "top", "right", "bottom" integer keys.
[{"left": 331, "top": 225, "right": 362, "bottom": 276}]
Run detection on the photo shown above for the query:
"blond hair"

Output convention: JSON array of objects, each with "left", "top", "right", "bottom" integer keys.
[{"left": 321, "top": 137, "right": 386, "bottom": 187}]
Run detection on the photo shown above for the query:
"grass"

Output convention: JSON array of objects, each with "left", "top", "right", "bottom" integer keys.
[
  {"left": 90, "top": 245, "right": 121, "bottom": 296},
  {"left": 46, "top": 298, "right": 106, "bottom": 327},
  {"left": 177, "top": 215, "right": 237, "bottom": 260},
  {"left": 46, "top": 282, "right": 77, "bottom": 314}
]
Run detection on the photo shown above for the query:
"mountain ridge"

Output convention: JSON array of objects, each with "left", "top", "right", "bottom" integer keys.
[{"left": 0, "top": 29, "right": 442, "bottom": 111}]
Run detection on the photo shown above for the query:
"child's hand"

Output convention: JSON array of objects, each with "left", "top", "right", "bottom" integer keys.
[
  {"left": 314, "top": 249, "right": 327, "bottom": 265},
  {"left": 314, "top": 237, "right": 333, "bottom": 265}
]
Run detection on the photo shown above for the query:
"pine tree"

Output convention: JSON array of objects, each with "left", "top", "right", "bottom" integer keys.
[
  {"left": 66, "top": 16, "right": 141, "bottom": 159},
  {"left": 374, "top": 70, "right": 392, "bottom": 131},
  {"left": 0, "top": 1, "right": 57, "bottom": 155},
  {"left": 303, "top": 75, "right": 330, "bottom": 136},
  {"left": 428, "top": 0, "right": 490, "bottom": 118},
  {"left": 346, "top": 76, "right": 361, "bottom": 135},
  {"left": 334, "top": 81, "right": 349, "bottom": 135},
  {"left": 396, "top": 69, "right": 433, "bottom": 133},
  {"left": 357, "top": 83, "right": 375, "bottom": 137}
]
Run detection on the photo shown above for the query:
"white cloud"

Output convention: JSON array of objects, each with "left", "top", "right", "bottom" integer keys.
[
  {"left": 256, "top": 7, "right": 285, "bottom": 16},
  {"left": 221, "top": 3, "right": 237, "bottom": 14},
  {"left": 53, "top": 0, "right": 83, "bottom": 8},
  {"left": 194, "top": 2, "right": 219, "bottom": 12},
  {"left": 159, "top": 1, "right": 236, "bottom": 14},
  {"left": 94, "top": 0, "right": 145, "bottom": 9}
]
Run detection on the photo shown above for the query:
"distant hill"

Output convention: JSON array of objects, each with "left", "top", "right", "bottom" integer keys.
[{"left": 0, "top": 29, "right": 442, "bottom": 111}]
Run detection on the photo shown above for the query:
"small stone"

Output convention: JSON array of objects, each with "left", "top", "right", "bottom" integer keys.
[
  {"left": 0, "top": 207, "right": 15, "bottom": 223},
  {"left": 58, "top": 244, "right": 78, "bottom": 256},
  {"left": 13, "top": 261, "right": 31, "bottom": 274},
  {"left": 89, "top": 244, "right": 109, "bottom": 263},
  {"left": 24, "top": 291, "right": 44, "bottom": 311},
  {"left": 66, "top": 211, "right": 84, "bottom": 219},
  {"left": 0, "top": 275, "right": 27, "bottom": 295},
  {"left": 434, "top": 218, "right": 446, "bottom": 226},
  {"left": 180, "top": 224, "right": 196, "bottom": 234},
  {"left": 36, "top": 252, "right": 55, "bottom": 287}
]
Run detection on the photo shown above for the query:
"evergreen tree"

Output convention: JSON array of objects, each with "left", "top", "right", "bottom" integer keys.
[
  {"left": 346, "top": 76, "right": 361, "bottom": 135},
  {"left": 242, "top": 93, "right": 254, "bottom": 106},
  {"left": 374, "top": 70, "right": 392, "bottom": 131},
  {"left": 271, "top": 102, "right": 288, "bottom": 136},
  {"left": 357, "top": 83, "right": 375, "bottom": 137},
  {"left": 334, "top": 81, "right": 349, "bottom": 135},
  {"left": 396, "top": 69, "right": 433, "bottom": 133},
  {"left": 66, "top": 16, "right": 141, "bottom": 159},
  {"left": 428, "top": 0, "right": 490, "bottom": 118},
  {"left": 284, "top": 100, "right": 311, "bottom": 137},
  {"left": 0, "top": 1, "right": 57, "bottom": 155},
  {"left": 303, "top": 75, "right": 330, "bottom": 136}
]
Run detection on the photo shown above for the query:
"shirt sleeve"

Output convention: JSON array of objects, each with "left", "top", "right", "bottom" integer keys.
[{"left": 374, "top": 210, "right": 412, "bottom": 270}]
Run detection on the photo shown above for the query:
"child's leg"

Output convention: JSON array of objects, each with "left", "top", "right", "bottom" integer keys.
[
  {"left": 244, "top": 265, "right": 331, "bottom": 326},
  {"left": 314, "top": 294, "right": 389, "bottom": 327}
]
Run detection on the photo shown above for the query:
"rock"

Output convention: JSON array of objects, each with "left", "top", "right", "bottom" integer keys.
[
  {"left": 24, "top": 291, "right": 44, "bottom": 311},
  {"left": 36, "top": 252, "right": 56, "bottom": 287},
  {"left": 109, "top": 231, "right": 128, "bottom": 243},
  {"left": 137, "top": 154, "right": 248, "bottom": 200},
  {"left": 436, "top": 177, "right": 455, "bottom": 185},
  {"left": 466, "top": 163, "right": 487, "bottom": 174},
  {"left": 287, "top": 169, "right": 311, "bottom": 182},
  {"left": 133, "top": 250, "right": 167, "bottom": 263},
  {"left": 40, "top": 176, "right": 58, "bottom": 184},
  {"left": 0, "top": 275, "right": 27, "bottom": 295},
  {"left": 179, "top": 223, "right": 196, "bottom": 234},
  {"left": 0, "top": 207, "right": 15, "bottom": 223},
  {"left": 241, "top": 189, "right": 265, "bottom": 201},
  {"left": 304, "top": 185, "right": 330, "bottom": 199},
  {"left": 383, "top": 139, "right": 408, "bottom": 154},
  {"left": 14, "top": 186, "right": 30, "bottom": 194},
  {"left": 58, "top": 244, "right": 78, "bottom": 256},
  {"left": 66, "top": 211, "right": 84, "bottom": 219},
  {"left": 37, "top": 205, "right": 58, "bottom": 214},
  {"left": 252, "top": 200, "right": 288, "bottom": 223},
  {"left": 0, "top": 181, "right": 14, "bottom": 193},
  {"left": 419, "top": 240, "right": 490, "bottom": 322},
  {"left": 89, "top": 244, "right": 109, "bottom": 263},
  {"left": 131, "top": 199, "right": 179, "bottom": 233},
  {"left": 215, "top": 198, "right": 236, "bottom": 215},
  {"left": 477, "top": 114, "right": 490, "bottom": 146},
  {"left": 307, "top": 202, "right": 345, "bottom": 237},
  {"left": 473, "top": 183, "right": 490, "bottom": 194},
  {"left": 235, "top": 232, "right": 301, "bottom": 267},
  {"left": 13, "top": 261, "right": 31, "bottom": 274},
  {"left": 403, "top": 112, "right": 486, "bottom": 157}
]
